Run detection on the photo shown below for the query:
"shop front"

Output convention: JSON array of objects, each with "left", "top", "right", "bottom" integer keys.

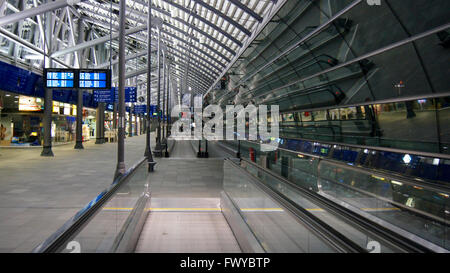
[
  {"left": 0, "top": 90, "right": 84, "bottom": 146},
  {"left": 0, "top": 91, "right": 44, "bottom": 146},
  {"left": 83, "top": 108, "right": 97, "bottom": 141}
]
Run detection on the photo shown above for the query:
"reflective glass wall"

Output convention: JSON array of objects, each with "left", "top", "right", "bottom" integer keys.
[
  {"left": 280, "top": 96, "right": 450, "bottom": 154},
  {"left": 209, "top": 0, "right": 450, "bottom": 155}
]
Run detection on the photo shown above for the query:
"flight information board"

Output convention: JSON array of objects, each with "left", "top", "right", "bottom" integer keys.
[
  {"left": 44, "top": 69, "right": 111, "bottom": 89},
  {"left": 79, "top": 70, "right": 111, "bottom": 89},
  {"left": 45, "top": 69, "right": 75, "bottom": 88},
  {"left": 134, "top": 105, "right": 147, "bottom": 114},
  {"left": 94, "top": 87, "right": 137, "bottom": 103}
]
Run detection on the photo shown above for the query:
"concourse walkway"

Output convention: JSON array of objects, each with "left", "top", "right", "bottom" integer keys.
[
  {"left": 34, "top": 139, "right": 450, "bottom": 254},
  {"left": 0, "top": 134, "right": 154, "bottom": 252},
  {"left": 135, "top": 153, "right": 241, "bottom": 253}
]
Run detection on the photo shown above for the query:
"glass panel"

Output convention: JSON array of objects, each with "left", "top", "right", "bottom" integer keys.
[
  {"left": 223, "top": 160, "right": 337, "bottom": 253},
  {"left": 436, "top": 97, "right": 450, "bottom": 154},
  {"left": 318, "top": 160, "right": 449, "bottom": 250},
  {"left": 55, "top": 163, "right": 149, "bottom": 253},
  {"left": 241, "top": 159, "right": 398, "bottom": 253},
  {"left": 234, "top": 141, "right": 450, "bottom": 250}
]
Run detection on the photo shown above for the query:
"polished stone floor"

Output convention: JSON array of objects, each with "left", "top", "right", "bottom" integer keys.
[
  {"left": 135, "top": 142, "right": 241, "bottom": 253},
  {"left": 0, "top": 134, "right": 153, "bottom": 252}
]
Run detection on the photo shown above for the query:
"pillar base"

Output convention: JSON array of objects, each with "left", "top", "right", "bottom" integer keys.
[
  {"left": 114, "top": 162, "right": 126, "bottom": 180},
  {"left": 95, "top": 138, "right": 105, "bottom": 144},
  {"left": 40, "top": 146, "right": 54, "bottom": 157},
  {"left": 148, "top": 161, "right": 157, "bottom": 172},
  {"left": 154, "top": 142, "right": 164, "bottom": 157},
  {"left": 74, "top": 141, "right": 84, "bottom": 149}
]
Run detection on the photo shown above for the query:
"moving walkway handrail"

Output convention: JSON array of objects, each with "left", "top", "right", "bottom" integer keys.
[
  {"left": 225, "top": 158, "right": 366, "bottom": 253},
  {"left": 32, "top": 157, "right": 148, "bottom": 253},
  {"left": 272, "top": 141, "right": 450, "bottom": 193},
  {"left": 317, "top": 160, "right": 450, "bottom": 226},
  {"left": 242, "top": 136, "right": 450, "bottom": 185},
  {"left": 238, "top": 157, "right": 435, "bottom": 253},
  {"left": 110, "top": 185, "right": 150, "bottom": 253}
]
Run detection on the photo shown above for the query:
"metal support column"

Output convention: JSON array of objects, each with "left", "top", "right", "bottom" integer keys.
[
  {"left": 101, "top": 103, "right": 105, "bottom": 142},
  {"left": 114, "top": 0, "right": 126, "bottom": 178},
  {"left": 166, "top": 65, "right": 170, "bottom": 138},
  {"left": 128, "top": 104, "right": 133, "bottom": 138},
  {"left": 113, "top": 102, "right": 117, "bottom": 142},
  {"left": 154, "top": 26, "right": 163, "bottom": 157},
  {"left": 237, "top": 140, "right": 241, "bottom": 158},
  {"left": 40, "top": 5, "right": 53, "bottom": 157},
  {"left": 95, "top": 102, "right": 105, "bottom": 144},
  {"left": 74, "top": 89, "right": 84, "bottom": 149},
  {"left": 134, "top": 113, "right": 138, "bottom": 136},
  {"left": 164, "top": 62, "right": 170, "bottom": 157},
  {"left": 145, "top": 1, "right": 156, "bottom": 171},
  {"left": 139, "top": 114, "right": 143, "bottom": 135},
  {"left": 95, "top": 103, "right": 102, "bottom": 144},
  {"left": 41, "top": 86, "right": 54, "bottom": 156},
  {"left": 162, "top": 58, "right": 166, "bottom": 142}
]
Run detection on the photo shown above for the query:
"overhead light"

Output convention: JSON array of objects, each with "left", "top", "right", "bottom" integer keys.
[
  {"left": 5, "top": 94, "right": 11, "bottom": 97},
  {"left": 403, "top": 154, "right": 412, "bottom": 164}
]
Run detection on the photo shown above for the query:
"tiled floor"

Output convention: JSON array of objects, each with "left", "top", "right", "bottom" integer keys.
[
  {"left": 135, "top": 212, "right": 241, "bottom": 253},
  {"left": 135, "top": 142, "right": 241, "bottom": 253},
  {"left": 0, "top": 134, "right": 153, "bottom": 253}
]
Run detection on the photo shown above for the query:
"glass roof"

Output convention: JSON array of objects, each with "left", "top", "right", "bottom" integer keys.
[{"left": 0, "top": 0, "right": 277, "bottom": 96}]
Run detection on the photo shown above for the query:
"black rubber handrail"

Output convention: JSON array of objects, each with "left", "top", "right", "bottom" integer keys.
[
  {"left": 240, "top": 138, "right": 450, "bottom": 190},
  {"left": 225, "top": 159, "right": 366, "bottom": 253}
]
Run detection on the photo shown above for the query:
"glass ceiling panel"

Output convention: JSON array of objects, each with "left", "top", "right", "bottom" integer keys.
[{"left": 0, "top": 0, "right": 277, "bottom": 94}]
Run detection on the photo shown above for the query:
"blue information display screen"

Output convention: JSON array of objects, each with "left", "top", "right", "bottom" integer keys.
[
  {"left": 46, "top": 71, "right": 75, "bottom": 88},
  {"left": 80, "top": 80, "right": 107, "bottom": 88},
  {"left": 44, "top": 69, "right": 111, "bottom": 89},
  {"left": 134, "top": 105, "right": 147, "bottom": 114},
  {"left": 79, "top": 72, "right": 107, "bottom": 80},
  {"left": 79, "top": 71, "right": 110, "bottom": 89}
]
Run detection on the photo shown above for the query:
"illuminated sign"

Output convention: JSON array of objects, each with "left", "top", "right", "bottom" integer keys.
[
  {"left": 79, "top": 70, "right": 111, "bottom": 90},
  {"left": 45, "top": 69, "right": 75, "bottom": 88},
  {"left": 94, "top": 87, "right": 137, "bottom": 103},
  {"left": 64, "top": 103, "right": 71, "bottom": 115},
  {"left": 18, "top": 96, "right": 42, "bottom": 111},
  {"left": 52, "top": 101, "right": 60, "bottom": 113},
  {"left": 44, "top": 69, "right": 111, "bottom": 89}
]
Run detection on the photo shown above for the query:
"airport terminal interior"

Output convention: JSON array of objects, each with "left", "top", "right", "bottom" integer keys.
[{"left": 0, "top": 0, "right": 449, "bottom": 254}]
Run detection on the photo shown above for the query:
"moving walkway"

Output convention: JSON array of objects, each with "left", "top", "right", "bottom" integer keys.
[{"left": 32, "top": 140, "right": 448, "bottom": 253}]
